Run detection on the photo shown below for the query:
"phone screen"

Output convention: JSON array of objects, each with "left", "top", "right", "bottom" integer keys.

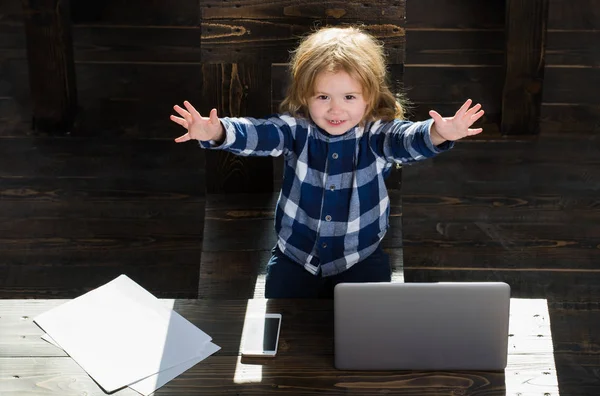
[{"left": 242, "top": 316, "right": 281, "bottom": 355}]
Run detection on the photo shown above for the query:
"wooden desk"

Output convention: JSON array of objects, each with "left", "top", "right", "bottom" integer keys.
[{"left": 1, "top": 299, "right": 557, "bottom": 395}]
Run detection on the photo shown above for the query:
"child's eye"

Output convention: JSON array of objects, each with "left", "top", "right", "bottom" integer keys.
[
  {"left": 317, "top": 95, "right": 329, "bottom": 100},
  {"left": 345, "top": 95, "right": 356, "bottom": 100}
]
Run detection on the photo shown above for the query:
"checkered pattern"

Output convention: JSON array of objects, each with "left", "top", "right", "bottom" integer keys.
[{"left": 200, "top": 115, "right": 453, "bottom": 276}]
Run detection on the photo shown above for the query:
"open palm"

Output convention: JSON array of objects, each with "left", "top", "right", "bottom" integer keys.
[
  {"left": 170, "top": 101, "right": 223, "bottom": 143},
  {"left": 429, "top": 99, "right": 485, "bottom": 142}
]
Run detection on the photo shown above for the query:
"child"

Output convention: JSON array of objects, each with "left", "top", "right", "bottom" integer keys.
[{"left": 170, "top": 26, "right": 484, "bottom": 298}]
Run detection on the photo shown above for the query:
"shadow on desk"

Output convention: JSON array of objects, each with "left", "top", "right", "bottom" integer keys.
[{"left": 3, "top": 297, "right": 600, "bottom": 394}]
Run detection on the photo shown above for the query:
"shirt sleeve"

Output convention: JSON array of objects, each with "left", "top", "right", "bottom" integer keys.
[
  {"left": 369, "top": 118, "right": 454, "bottom": 164},
  {"left": 198, "top": 115, "right": 294, "bottom": 157}
]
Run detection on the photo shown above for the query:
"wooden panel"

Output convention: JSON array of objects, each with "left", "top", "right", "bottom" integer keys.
[
  {"left": 501, "top": 0, "right": 549, "bottom": 135},
  {"left": 201, "top": 1, "right": 406, "bottom": 63},
  {"left": 406, "top": 0, "right": 504, "bottom": 29},
  {"left": 401, "top": 134, "right": 600, "bottom": 301},
  {"left": 546, "top": 32, "right": 600, "bottom": 67},
  {"left": 0, "top": 0, "right": 23, "bottom": 24},
  {"left": 0, "top": 137, "right": 205, "bottom": 178},
  {"left": 403, "top": 66, "right": 503, "bottom": 105},
  {"left": 74, "top": 62, "right": 203, "bottom": 138},
  {"left": 405, "top": 30, "right": 503, "bottom": 66},
  {"left": 70, "top": 0, "right": 200, "bottom": 26},
  {"left": 540, "top": 104, "right": 600, "bottom": 134},
  {"left": 201, "top": 20, "right": 405, "bottom": 64},
  {"left": 3, "top": 299, "right": 600, "bottom": 395},
  {"left": 72, "top": 26, "right": 202, "bottom": 63},
  {"left": 200, "top": 64, "right": 274, "bottom": 193},
  {"left": 402, "top": 66, "right": 502, "bottom": 132},
  {"left": 201, "top": 0, "right": 405, "bottom": 21},
  {"left": 547, "top": 0, "right": 600, "bottom": 30},
  {"left": 543, "top": 67, "right": 600, "bottom": 104},
  {"left": 21, "top": 0, "right": 78, "bottom": 134},
  {"left": 0, "top": 13, "right": 31, "bottom": 136},
  {"left": 401, "top": 194, "right": 600, "bottom": 223},
  {"left": 543, "top": 1, "right": 599, "bottom": 133},
  {"left": 0, "top": 138, "right": 204, "bottom": 298},
  {"left": 405, "top": 269, "right": 600, "bottom": 300},
  {"left": 0, "top": 24, "right": 26, "bottom": 56}
]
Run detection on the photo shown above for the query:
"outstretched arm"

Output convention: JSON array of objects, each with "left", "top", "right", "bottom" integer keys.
[
  {"left": 170, "top": 100, "right": 225, "bottom": 143},
  {"left": 170, "top": 100, "right": 293, "bottom": 158},
  {"left": 428, "top": 99, "right": 485, "bottom": 145}
]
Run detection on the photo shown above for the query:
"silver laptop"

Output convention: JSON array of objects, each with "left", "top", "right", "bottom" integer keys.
[{"left": 334, "top": 282, "right": 510, "bottom": 371}]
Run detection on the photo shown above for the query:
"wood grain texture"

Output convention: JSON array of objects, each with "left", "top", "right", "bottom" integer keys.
[
  {"left": 405, "top": 0, "right": 504, "bottom": 29},
  {"left": 70, "top": 0, "right": 200, "bottom": 26},
  {"left": 201, "top": 20, "right": 405, "bottom": 64},
  {"left": 74, "top": 62, "right": 203, "bottom": 138},
  {"left": 542, "top": 0, "right": 600, "bottom": 133},
  {"left": 501, "top": 0, "right": 548, "bottom": 135},
  {"left": 2, "top": 298, "right": 599, "bottom": 395},
  {"left": 0, "top": 138, "right": 205, "bottom": 298},
  {"left": 72, "top": 26, "right": 202, "bottom": 63},
  {"left": 201, "top": 0, "right": 405, "bottom": 21},
  {"left": 546, "top": 31, "right": 600, "bottom": 67},
  {"left": 402, "top": 134, "right": 600, "bottom": 301},
  {"left": 405, "top": 30, "right": 504, "bottom": 66},
  {"left": 547, "top": 0, "right": 600, "bottom": 30},
  {"left": 200, "top": 64, "right": 274, "bottom": 193},
  {"left": 540, "top": 104, "right": 600, "bottom": 134},
  {"left": 543, "top": 67, "right": 600, "bottom": 105},
  {"left": 21, "top": 0, "right": 78, "bottom": 134}
]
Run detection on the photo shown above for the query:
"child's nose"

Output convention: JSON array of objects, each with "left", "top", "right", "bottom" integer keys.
[{"left": 329, "top": 99, "right": 342, "bottom": 112}]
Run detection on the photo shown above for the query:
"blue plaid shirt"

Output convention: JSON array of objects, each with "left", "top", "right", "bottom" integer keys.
[{"left": 200, "top": 114, "right": 453, "bottom": 276}]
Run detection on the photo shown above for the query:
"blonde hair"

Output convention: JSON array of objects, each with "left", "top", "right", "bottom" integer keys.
[{"left": 280, "top": 26, "right": 406, "bottom": 123}]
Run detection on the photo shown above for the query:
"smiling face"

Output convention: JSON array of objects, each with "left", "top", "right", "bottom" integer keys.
[{"left": 307, "top": 70, "right": 369, "bottom": 135}]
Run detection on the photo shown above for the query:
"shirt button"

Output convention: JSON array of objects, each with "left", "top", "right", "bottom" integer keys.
[
  {"left": 322, "top": 242, "right": 328, "bottom": 248},
  {"left": 332, "top": 153, "right": 339, "bottom": 159},
  {"left": 329, "top": 185, "right": 335, "bottom": 191},
  {"left": 325, "top": 215, "right": 332, "bottom": 221}
]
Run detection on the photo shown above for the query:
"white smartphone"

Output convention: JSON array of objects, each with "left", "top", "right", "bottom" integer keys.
[{"left": 240, "top": 313, "right": 282, "bottom": 357}]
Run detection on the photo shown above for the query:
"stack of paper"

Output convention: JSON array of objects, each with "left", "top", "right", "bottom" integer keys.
[{"left": 34, "top": 274, "right": 220, "bottom": 395}]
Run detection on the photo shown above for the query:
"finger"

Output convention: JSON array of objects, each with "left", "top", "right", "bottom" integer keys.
[
  {"left": 173, "top": 105, "right": 193, "bottom": 125},
  {"left": 183, "top": 100, "right": 202, "bottom": 120},
  {"left": 429, "top": 110, "right": 444, "bottom": 123},
  {"left": 209, "top": 108, "right": 219, "bottom": 125},
  {"left": 467, "top": 128, "right": 483, "bottom": 136},
  {"left": 465, "top": 103, "right": 482, "bottom": 117},
  {"left": 470, "top": 109, "right": 485, "bottom": 123},
  {"left": 174, "top": 133, "right": 191, "bottom": 143},
  {"left": 455, "top": 99, "right": 473, "bottom": 117},
  {"left": 173, "top": 104, "right": 191, "bottom": 118},
  {"left": 170, "top": 115, "right": 189, "bottom": 128}
]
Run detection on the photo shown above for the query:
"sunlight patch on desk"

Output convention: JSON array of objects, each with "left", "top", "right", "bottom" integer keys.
[
  {"left": 233, "top": 299, "right": 268, "bottom": 384},
  {"left": 233, "top": 356, "right": 264, "bottom": 384},
  {"left": 252, "top": 274, "right": 266, "bottom": 299},
  {"left": 505, "top": 298, "right": 558, "bottom": 396}
]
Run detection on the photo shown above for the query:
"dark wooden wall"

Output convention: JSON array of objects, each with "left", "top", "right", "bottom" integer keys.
[
  {"left": 541, "top": 0, "right": 600, "bottom": 134},
  {"left": 404, "top": 0, "right": 505, "bottom": 134},
  {"left": 0, "top": 0, "right": 206, "bottom": 298},
  {"left": 1, "top": 0, "right": 598, "bottom": 298}
]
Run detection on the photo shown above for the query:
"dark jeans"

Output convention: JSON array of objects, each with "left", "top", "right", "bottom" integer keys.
[{"left": 264, "top": 245, "right": 391, "bottom": 299}]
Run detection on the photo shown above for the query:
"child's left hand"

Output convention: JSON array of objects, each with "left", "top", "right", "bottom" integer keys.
[{"left": 428, "top": 99, "right": 485, "bottom": 145}]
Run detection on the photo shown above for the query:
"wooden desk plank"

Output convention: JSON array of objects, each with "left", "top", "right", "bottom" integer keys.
[
  {"left": 2, "top": 355, "right": 563, "bottom": 395},
  {"left": 1, "top": 298, "right": 595, "bottom": 395}
]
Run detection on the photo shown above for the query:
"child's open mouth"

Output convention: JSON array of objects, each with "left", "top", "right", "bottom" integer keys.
[{"left": 328, "top": 120, "right": 345, "bottom": 125}]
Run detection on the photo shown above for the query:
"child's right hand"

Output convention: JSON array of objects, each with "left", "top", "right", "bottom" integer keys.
[{"left": 170, "top": 101, "right": 225, "bottom": 143}]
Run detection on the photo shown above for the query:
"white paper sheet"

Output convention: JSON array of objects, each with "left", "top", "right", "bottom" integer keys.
[
  {"left": 42, "top": 333, "right": 221, "bottom": 396},
  {"left": 34, "top": 275, "right": 214, "bottom": 393}
]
